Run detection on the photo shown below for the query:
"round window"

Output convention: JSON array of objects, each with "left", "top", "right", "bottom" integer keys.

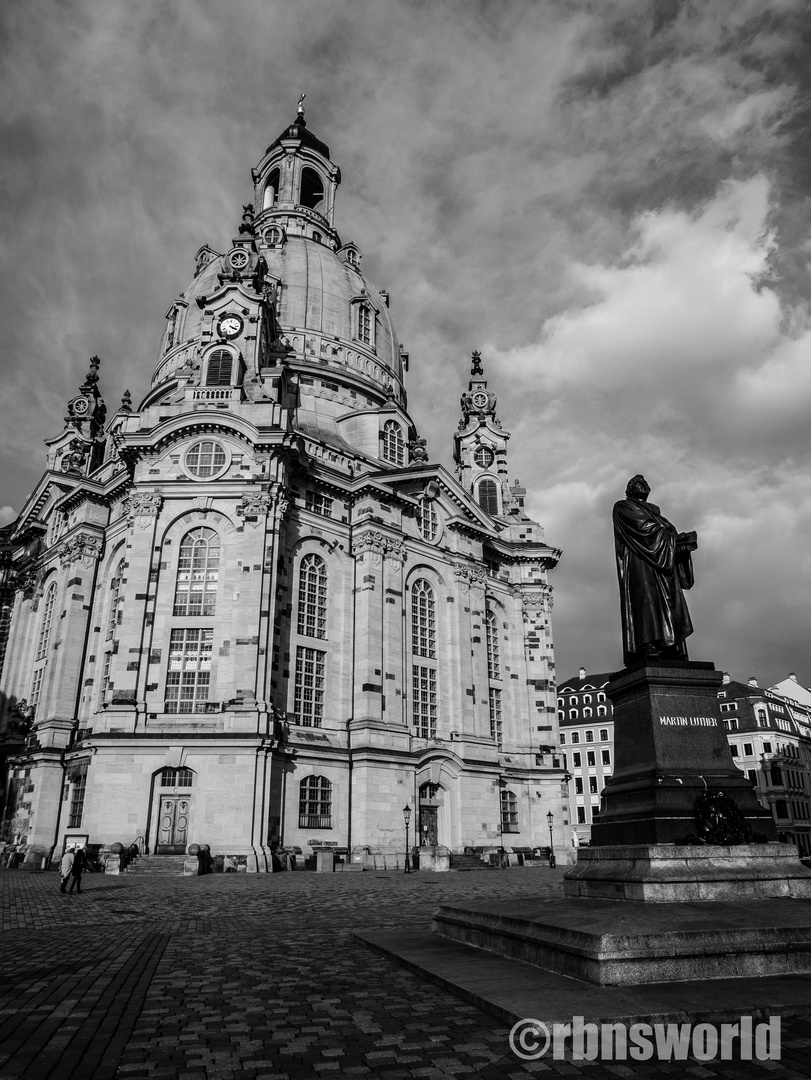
[
  {"left": 228, "top": 249, "right": 249, "bottom": 271},
  {"left": 474, "top": 446, "right": 494, "bottom": 468},
  {"left": 471, "top": 391, "right": 489, "bottom": 410},
  {"left": 185, "top": 440, "right": 229, "bottom": 480}
]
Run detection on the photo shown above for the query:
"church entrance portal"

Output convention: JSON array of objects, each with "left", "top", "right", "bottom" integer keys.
[{"left": 156, "top": 795, "right": 190, "bottom": 853}]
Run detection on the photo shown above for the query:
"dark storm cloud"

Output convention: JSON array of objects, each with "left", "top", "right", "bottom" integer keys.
[{"left": 1, "top": 0, "right": 809, "bottom": 687}]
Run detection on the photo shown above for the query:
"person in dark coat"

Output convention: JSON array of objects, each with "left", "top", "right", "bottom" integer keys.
[
  {"left": 67, "top": 845, "right": 87, "bottom": 894},
  {"left": 613, "top": 475, "right": 697, "bottom": 667}
]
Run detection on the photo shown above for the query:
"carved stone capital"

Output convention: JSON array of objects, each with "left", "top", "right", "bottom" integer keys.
[
  {"left": 59, "top": 533, "right": 102, "bottom": 568},
  {"left": 237, "top": 492, "right": 274, "bottom": 525},
  {"left": 384, "top": 538, "right": 407, "bottom": 567},
  {"left": 453, "top": 563, "right": 486, "bottom": 591},
  {"left": 353, "top": 530, "right": 387, "bottom": 565},
  {"left": 522, "top": 587, "right": 553, "bottom": 611},
  {"left": 124, "top": 491, "right": 163, "bottom": 527}
]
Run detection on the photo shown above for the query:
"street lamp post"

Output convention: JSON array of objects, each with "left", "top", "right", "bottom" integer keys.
[
  {"left": 546, "top": 810, "right": 556, "bottom": 868},
  {"left": 403, "top": 803, "right": 412, "bottom": 874}
]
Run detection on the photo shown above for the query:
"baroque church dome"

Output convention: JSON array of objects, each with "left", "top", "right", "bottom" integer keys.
[{"left": 146, "top": 104, "right": 405, "bottom": 434}]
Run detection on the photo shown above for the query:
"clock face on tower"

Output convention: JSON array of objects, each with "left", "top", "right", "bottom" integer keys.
[{"left": 217, "top": 314, "right": 243, "bottom": 340}]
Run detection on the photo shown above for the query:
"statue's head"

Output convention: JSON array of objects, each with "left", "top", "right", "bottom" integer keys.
[{"left": 626, "top": 474, "right": 650, "bottom": 500}]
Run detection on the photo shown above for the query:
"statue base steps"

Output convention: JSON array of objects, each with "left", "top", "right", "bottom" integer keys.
[
  {"left": 563, "top": 842, "right": 811, "bottom": 902},
  {"left": 432, "top": 893, "right": 811, "bottom": 985}
]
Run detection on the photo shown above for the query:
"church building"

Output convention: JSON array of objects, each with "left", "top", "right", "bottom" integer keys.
[{"left": 0, "top": 104, "right": 566, "bottom": 869}]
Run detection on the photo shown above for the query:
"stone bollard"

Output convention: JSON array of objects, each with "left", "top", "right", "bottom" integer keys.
[{"left": 316, "top": 850, "right": 335, "bottom": 872}]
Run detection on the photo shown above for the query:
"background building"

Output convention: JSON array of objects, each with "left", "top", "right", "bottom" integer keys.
[
  {"left": 559, "top": 668, "right": 811, "bottom": 855},
  {"left": 0, "top": 106, "right": 567, "bottom": 869}
]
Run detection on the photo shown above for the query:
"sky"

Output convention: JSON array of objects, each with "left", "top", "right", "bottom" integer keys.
[{"left": 1, "top": 0, "right": 810, "bottom": 689}]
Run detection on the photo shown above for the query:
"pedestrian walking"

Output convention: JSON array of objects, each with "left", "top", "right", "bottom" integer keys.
[
  {"left": 67, "top": 845, "right": 86, "bottom": 894},
  {"left": 59, "top": 849, "right": 74, "bottom": 893}
]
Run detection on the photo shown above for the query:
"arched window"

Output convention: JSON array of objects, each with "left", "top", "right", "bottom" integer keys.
[
  {"left": 174, "top": 528, "right": 220, "bottom": 616},
  {"left": 36, "top": 583, "right": 57, "bottom": 661},
  {"left": 107, "top": 559, "right": 125, "bottom": 640},
  {"left": 30, "top": 581, "right": 57, "bottom": 712},
  {"left": 206, "top": 350, "right": 233, "bottom": 387},
  {"left": 411, "top": 580, "right": 436, "bottom": 658},
  {"left": 500, "top": 789, "right": 518, "bottom": 831},
  {"left": 382, "top": 420, "right": 404, "bottom": 465},
  {"left": 411, "top": 579, "right": 437, "bottom": 738},
  {"left": 299, "top": 167, "right": 324, "bottom": 211},
  {"left": 477, "top": 478, "right": 499, "bottom": 516},
  {"left": 263, "top": 167, "right": 280, "bottom": 209},
  {"left": 485, "top": 608, "right": 503, "bottom": 749},
  {"left": 102, "top": 558, "right": 125, "bottom": 703},
  {"left": 485, "top": 610, "right": 500, "bottom": 679},
  {"left": 299, "top": 776, "right": 332, "bottom": 828},
  {"left": 297, "top": 554, "right": 327, "bottom": 639}
]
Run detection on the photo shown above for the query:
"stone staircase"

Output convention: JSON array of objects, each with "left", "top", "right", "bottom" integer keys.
[
  {"left": 449, "top": 853, "right": 493, "bottom": 871},
  {"left": 124, "top": 854, "right": 188, "bottom": 877}
]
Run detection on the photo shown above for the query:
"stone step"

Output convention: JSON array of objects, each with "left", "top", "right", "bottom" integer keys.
[
  {"left": 125, "top": 855, "right": 189, "bottom": 876},
  {"left": 450, "top": 854, "right": 493, "bottom": 871}
]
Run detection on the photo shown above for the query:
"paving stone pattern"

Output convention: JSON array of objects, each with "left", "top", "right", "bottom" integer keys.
[{"left": 2, "top": 867, "right": 811, "bottom": 1079}]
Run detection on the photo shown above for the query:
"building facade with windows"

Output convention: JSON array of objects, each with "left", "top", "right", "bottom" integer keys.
[
  {"left": 558, "top": 668, "right": 811, "bottom": 855},
  {"left": 0, "top": 105, "right": 567, "bottom": 868}
]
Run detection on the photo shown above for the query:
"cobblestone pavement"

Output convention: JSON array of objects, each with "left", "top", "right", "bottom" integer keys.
[{"left": 2, "top": 867, "right": 811, "bottom": 1079}]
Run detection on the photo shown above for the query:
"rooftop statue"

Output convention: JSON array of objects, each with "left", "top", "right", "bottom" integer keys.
[{"left": 613, "top": 474, "right": 697, "bottom": 667}]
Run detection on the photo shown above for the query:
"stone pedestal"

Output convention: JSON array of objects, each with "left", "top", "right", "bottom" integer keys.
[
  {"left": 560, "top": 662, "right": 811, "bottom": 902},
  {"left": 591, "top": 662, "right": 775, "bottom": 845}
]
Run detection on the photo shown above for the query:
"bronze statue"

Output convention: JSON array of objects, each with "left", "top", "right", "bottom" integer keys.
[{"left": 613, "top": 475, "right": 697, "bottom": 666}]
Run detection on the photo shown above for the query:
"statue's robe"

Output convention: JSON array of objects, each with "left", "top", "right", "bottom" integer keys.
[{"left": 613, "top": 497, "right": 694, "bottom": 667}]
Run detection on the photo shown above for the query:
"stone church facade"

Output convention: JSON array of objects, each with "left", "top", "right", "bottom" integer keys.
[{"left": 0, "top": 105, "right": 566, "bottom": 869}]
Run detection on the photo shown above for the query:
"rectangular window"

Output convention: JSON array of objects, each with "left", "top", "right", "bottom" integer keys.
[
  {"left": 29, "top": 666, "right": 45, "bottom": 711},
  {"left": 577, "top": 806, "right": 586, "bottom": 824},
  {"left": 743, "top": 743, "right": 753, "bottom": 757},
  {"left": 589, "top": 776, "right": 598, "bottom": 794},
  {"left": 489, "top": 687, "right": 503, "bottom": 750},
  {"left": 599, "top": 728, "right": 609, "bottom": 741},
  {"left": 101, "top": 650, "right": 113, "bottom": 703},
  {"left": 500, "top": 790, "right": 518, "bottom": 830},
  {"left": 165, "top": 629, "right": 213, "bottom": 713},
  {"left": 730, "top": 745, "right": 739, "bottom": 756},
  {"left": 585, "top": 730, "right": 593, "bottom": 743},
  {"left": 559, "top": 733, "right": 566, "bottom": 744},
  {"left": 572, "top": 752, "right": 581, "bottom": 768},
  {"left": 601, "top": 749, "right": 611, "bottom": 766},
  {"left": 358, "top": 304, "right": 371, "bottom": 345},
  {"left": 571, "top": 731, "right": 580, "bottom": 744},
  {"left": 305, "top": 490, "right": 333, "bottom": 517},
  {"left": 412, "top": 664, "right": 437, "bottom": 738},
  {"left": 747, "top": 769, "right": 758, "bottom": 786},
  {"left": 68, "top": 767, "right": 87, "bottom": 829},
  {"left": 587, "top": 751, "right": 596, "bottom": 767},
  {"left": 294, "top": 646, "right": 326, "bottom": 727},
  {"left": 575, "top": 778, "right": 583, "bottom": 794}
]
